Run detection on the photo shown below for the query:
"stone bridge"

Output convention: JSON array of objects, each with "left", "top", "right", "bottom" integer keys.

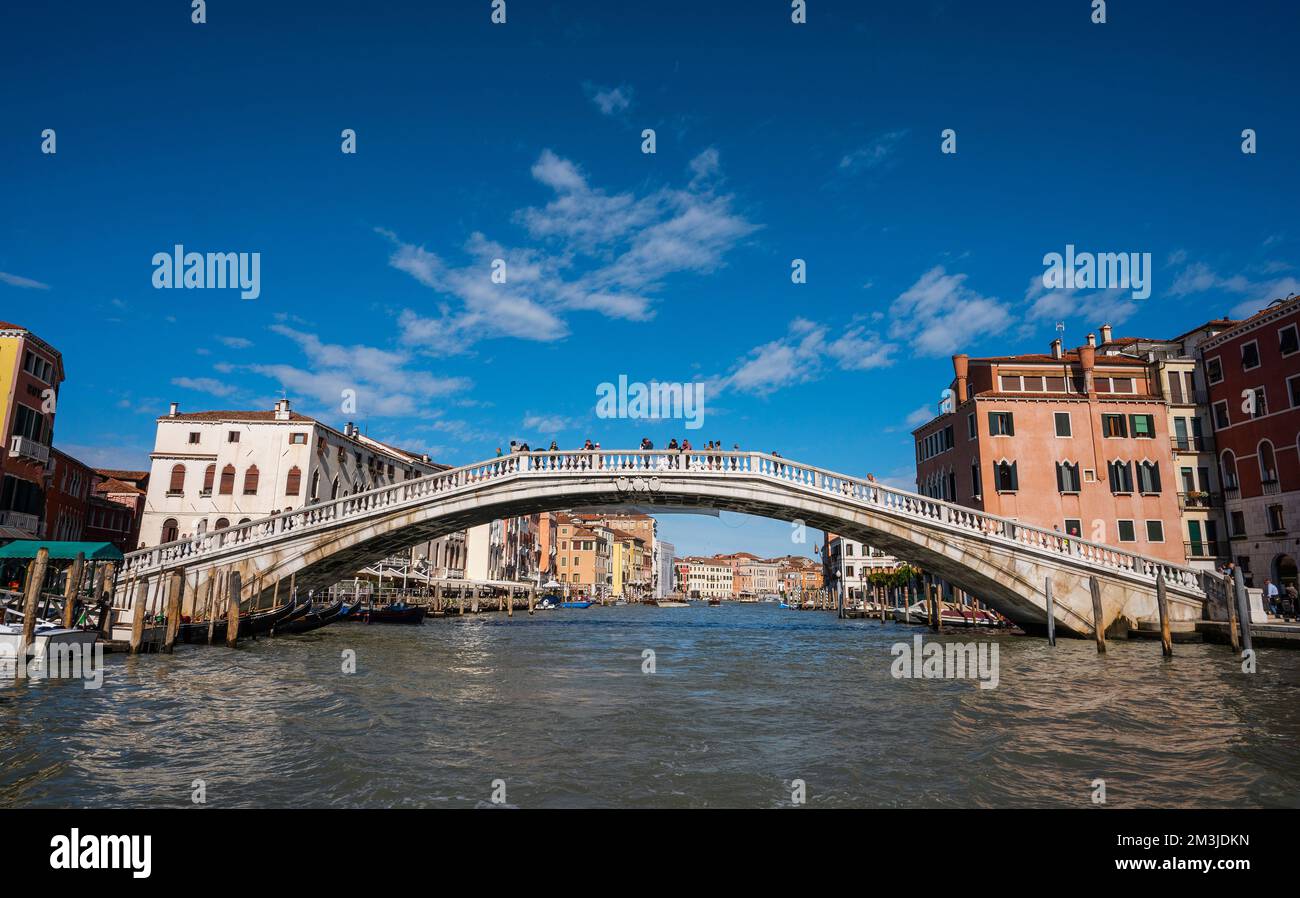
[{"left": 119, "top": 449, "right": 1211, "bottom": 637}]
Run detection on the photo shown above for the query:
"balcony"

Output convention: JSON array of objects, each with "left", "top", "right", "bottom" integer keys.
[
  {"left": 1177, "top": 491, "right": 1222, "bottom": 510},
  {"left": 7, "top": 435, "right": 49, "bottom": 464},
  {"left": 1171, "top": 436, "right": 1208, "bottom": 453},
  {"left": 0, "top": 510, "right": 40, "bottom": 534},
  {"left": 1184, "top": 540, "right": 1226, "bottom": 560},
  {"left": 1262, "top": 479, "right": 1282, "bottom": 495}
]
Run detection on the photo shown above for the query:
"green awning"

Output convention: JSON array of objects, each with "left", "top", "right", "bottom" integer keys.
[{"left": 0, "top": 540, "right": 124, "bottom": 562}]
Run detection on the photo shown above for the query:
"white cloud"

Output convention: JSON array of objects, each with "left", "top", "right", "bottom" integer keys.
[
  {"left": 386, "top": 148, "right": 757, "bottom": 352},
  {"left": 217, "top": 336, "right": 253, "bottom": 349},
  {"left": 889, "top": 266, "right": 1013, "bottom": 357},
  {"left": 839, "top": 130, "right": 908, "bottom": 174},
  {"left": 1024, "top": 278, "right": 1139, "bottom": 327},
  {"left": 719, "top": 318, "right": 896, "bottom": 396},
  {"left": 522, "top": 413, "right": 574, "bottom": 433},
  {"left": 586, "top": 83, "right": 632, "bottom": 116},
  {"left": 171, "top": 376, "right": 238, "bottom": 397},
  {"left": 1167, "top": 259, "right": 1300, "bottom": 318},
  {"left": 0, "top": 271, "right": 50, "bottom": 289}
]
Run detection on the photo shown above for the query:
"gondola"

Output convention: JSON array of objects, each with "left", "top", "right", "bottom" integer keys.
[
  {"left": 178, "top": 592, "right": 307, "bottom": 644},
  {"left": 275, "top": 597, "right": 348, "bottom": 635},
  {"left": 343, "top": 601, "right": 427, "bottom": 625}
]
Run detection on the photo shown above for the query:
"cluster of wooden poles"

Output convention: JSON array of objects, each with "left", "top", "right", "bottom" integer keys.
[{"left": 9, "top": 547, "right": 116, "bottom": 654}]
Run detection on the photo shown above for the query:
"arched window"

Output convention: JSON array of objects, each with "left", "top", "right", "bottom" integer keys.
[
  {"left": 202, "top": 464, "right": 216, "bottom": 494},
  {"left": 219, "top": 464, "right": 236, "bottom": 495},
  {"left": 243, "top": 465, "right": 260, "bottom": 495},
  {"left": 161, "top": 518, "right": 179, "bottom": 542},
  {"left": 310, "top": 470, "right": 320, "bottom": 500},
  {"left": 238, "top": 518, "right": 251, "bottom": 525},
  {"left": 1258, "top": 441, "right": 1278, "bottom": 484},
  {"left": 168, "top": 464, "right": 186, "bottom": 495},
  {"left": 994, "top": 460, "right": 1018, "bottom": 492},
  {"left": 1221, "top": 451, "right": 1239, "bottom": 490},
  {"left": 285, "top": 465, "right": 302, "bottom": 496},
  {"left": 215, "top": 517, "right": 230, "bottom": 530}
]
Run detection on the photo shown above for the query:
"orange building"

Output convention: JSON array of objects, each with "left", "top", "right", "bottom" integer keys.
[{"left": 913, "top": 329, "right": 1187, "bottom": 563}]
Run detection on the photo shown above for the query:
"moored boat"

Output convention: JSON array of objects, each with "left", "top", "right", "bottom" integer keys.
[{"left": 276, "top": 597, "right": 348, "bottom": 635}]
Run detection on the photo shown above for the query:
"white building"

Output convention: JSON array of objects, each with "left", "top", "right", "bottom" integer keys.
[
  {"left": 682, "top": 557, "right": 733, "bottom": 599},
  {"left": 822, "top": 534, "right": 900, "bottom": 602},
  {"left": 140, "top": 400, "right": 445, "bottom": 547},
  {"left": 655, "top": 539, "right": 675, "bottom": 598}
]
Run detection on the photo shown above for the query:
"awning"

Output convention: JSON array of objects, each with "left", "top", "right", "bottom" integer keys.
[{"left": 0, "top": 540, "right": 124, "bottom": 562}]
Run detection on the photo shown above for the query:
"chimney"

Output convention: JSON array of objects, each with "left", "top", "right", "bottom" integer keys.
[
  {"left": 1099, "top": 324, "right": 1113, "bottom": 345},
  {"left": 168, "top": 401, "right": 179, "bottom": 417},
  {"left": 274, "top": 398, "right": 291, "bottom": 421},
  {"left": 952, "top": 354, "right": 970, "bottom": 404},
  {"left": 345, "top": 422, "right": 355, "bottom": 438},
  {"left": 1078, "top": 340, "right": 1096, "bottom": 396},
  {"left": 1086, "top": 332, "right": 1097, "bottom": 348},
  {"left": 1049, "top": 339, "right": 1063, "bottom": 359}
]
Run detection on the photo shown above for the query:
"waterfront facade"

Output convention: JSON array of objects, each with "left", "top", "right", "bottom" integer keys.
[
  {"left": 776, "top": 554, "right": 823, "bottom": 596},
  {"left": 680, "top": 557, "right": 733, "bottom": 599},
  {"left": 913, "top": 330, "right": 1187, "bottom": 564},
  {"left": 138, "top": 400, "right": 442, "bottom": 546},
  {"left": 655, "top": 539, "right": 675, "bottom": 597},
  {"left": 0, "top": 321, "right": 63, "bottom": 539},
  {"left": 1202, "top": 297, "right": 1300, "bottom": 589},
  {"left": 555, "top": 515, "right": 613, "bottom": 595},
  {"left": 821, "top": 534, "right": 900, "bottom": 602}
]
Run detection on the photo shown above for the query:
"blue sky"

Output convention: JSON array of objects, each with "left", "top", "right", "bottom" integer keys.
[{"left": 2, "top": 1, "right": 1297, "bottom": 558}]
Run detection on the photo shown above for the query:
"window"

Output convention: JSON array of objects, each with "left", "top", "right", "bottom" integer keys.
[
  {"left": 1045, "top": 376, "right": 1065, "bottom": 392},
  {"left": 1247, "top": 387, "right": 1267, "bottom": 419},
  {"left": 1206, "top": 356, "right": 1224, "bottom": 384},
  {"left": 967, "top": 413, "right": 976, "bottom": 440},
  {"left": 310, "top": 470, "right": 321, "bottom": 500},
  {"left": 243, "top": 465, "right": 260, "bottom": 494},
  {"left": 1117, "top": 520, "right": 1136, "bottom": 542},
  {"left": 202, "top": 464, "right": 215, "bottom": 494},
  {"left": 188, "top": 431, "right": 201, "bottom": 444},
  {"left": 1268, "top": 505, "right": 1286, "bottom": 534},
  {"left": 1129, "top": 414, "right": 1155, "bottom": 438},
  {"left": 1054, "top": 412, "right": 1072, "bottom": 438},
  {"left": 988, "top": 412, "right": 1014, "bottom": 436},
  {"left": 1000, "top": 375, "right": 1022, "bottom": 391},
  {"left": 1063, "top": 519, "right": 1082, "bottom": 537},
  {"left": 285, "top": 466, "right": 302, "bottom": 496},
  {"left": 1056, "top": 461, "right": 1081, "bottom": 493},
  {"left": 1281, "top": 324, "right": 1300, "bottom": 356},
  {"left": 168, "top": 463, "right": 186, "bottom": 495},
  {"left": 994, "top": 460, "right": 1018, "bottom": 492},
  {"left": 218, "top": 464, "right": 235, "bottom": 495},
  {"left": 970, "top": 460, "right": 981, "bottom": 497},
  {"left": 290, "top": 432, "right": 308, "bottom": 445},
  {"left": 1221, "top": 451, "right": 1239, "bottom": 490},
  {"left": 1137, "top": 461, "right": 1162, "bottom": 494},
  {"left": 1258, "top": 441, "right": 1277, "bottom": 483},
  {"left": 12, "top": 404, "right": 47, "bottom": 444},
  {"left": 227, "top": 430, "right": 240, "bottom": 443},
  {"left": 1212, "top": 401, "right": 1230, "bottom": 430},
  {"left": 1101, "top": 414, "right": 1128, "bottom": 438},
  {"left": 1145, "top": 521, "right": 1165, "bottom": 543},
  {"left": 1111, "top": 377, "right": 1135, "bottom": 394},
  {"left": 1241, "top": 340, "right": 1260, "bottom": 370},
  {"left": 161, "top": 518, "right": 179, "bottom": 542},
  {"left": 1108, "top": 460, "right": 1134, "bottom": 493},
  {"left": 1230, "top": 510, "right": 1246, "bottom": 536}
]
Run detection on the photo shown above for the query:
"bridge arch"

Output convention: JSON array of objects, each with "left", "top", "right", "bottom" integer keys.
[{"left": 123, "top": 450, "right": 1212, "bottom": 638}]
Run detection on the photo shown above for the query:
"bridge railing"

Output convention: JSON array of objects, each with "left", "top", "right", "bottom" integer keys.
[{"left": 121, "top": 448, "right": 1206, "bottom": 594}]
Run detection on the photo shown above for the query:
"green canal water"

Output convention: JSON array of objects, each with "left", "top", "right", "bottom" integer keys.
[{"left": 2, "top": 603, "right": 1298, "bottom": 808}]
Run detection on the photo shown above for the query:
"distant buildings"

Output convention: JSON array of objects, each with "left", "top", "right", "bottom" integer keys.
[{"left": 655, "top": 539, "right": 675, "bottom": 598}]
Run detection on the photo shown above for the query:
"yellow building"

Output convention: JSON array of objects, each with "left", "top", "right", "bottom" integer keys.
[{"left": 1, "top": 321, "right": 64, "bottom": 538}]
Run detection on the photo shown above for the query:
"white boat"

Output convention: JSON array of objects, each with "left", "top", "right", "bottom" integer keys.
[
  {"left": 654, "top": 599, "right": 689, "bottom": 608},
  {"left": 0, "top": 622, "right": 98, "bottom": 662}
]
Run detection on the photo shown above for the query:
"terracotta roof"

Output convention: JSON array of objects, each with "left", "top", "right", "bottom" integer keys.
[
  {"left": 96, "top": 469, "right": 149, "bottom": 482},
  {"left": 95, "top": 478, "right": 145, "bottom": 495},
  {"left": 1169, "top": 318, "right": 1237, "bottom": 343},
  {"left": 970, "top": 352, "right": 1147, "bottom": 366},
  {"left": 158, "top": 410, "right": 316, "bottom": 423},
  {"left": 0, "top": 321, "right": 26, "bottom": 331}
]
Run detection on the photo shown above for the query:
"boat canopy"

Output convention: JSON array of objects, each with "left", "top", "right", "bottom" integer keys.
[{"left": 0, "top": 540, "right": 124, "bottom": 562}]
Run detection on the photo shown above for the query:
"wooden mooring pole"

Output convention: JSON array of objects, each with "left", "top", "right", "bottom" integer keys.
[
  {"left": 1232, "top": 566, "right": 1253, "bottom": 656},
  {"left": 528, "top": 586, "right": 536, "bottom": 615},
  {"left": 1044, "top": 576, "right": 1056, "bottom": 647},
  {"left": 162, "top": 568, "right": 186, "bottom": 653},
  {"left": 1155, "top": 575, "right": 1173, "bottom": 659},
  {"left": 507, "top": 586, "right": 514, "bottom": 618},
  {"left": 61, "top": 551, "right": 85, "bottom": 629},
  {"left": 226, "top": 571, "right": 242, "bottom": 649},
  {"left": 129, "top": 575, "right": 149, "bottom": 655},
  {"left": 1224, "top": 573, "right": 1241, "bottom": 653},
  {"left": 18, "top": 547, "right": 51, "bottom": 677},
  {"left": 1089, "top": 575, "right": 1106, "bottom": 653}
]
